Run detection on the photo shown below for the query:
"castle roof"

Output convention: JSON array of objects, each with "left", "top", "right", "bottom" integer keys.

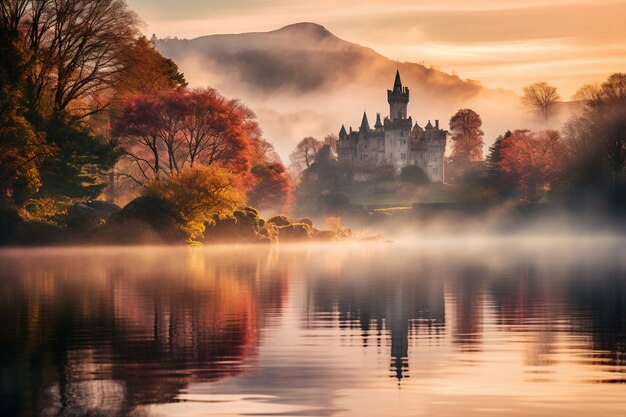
[
  {"left": 360, "top": 112, "right": 370, "bottom": 131},
  {"left": 425, "top": 120, "right": 433, "bottom": 129},
  {"left": 393, "top": 69, "right": 403, "bottom": 92},
  {"left": 374, "top": 113, "right": 383, "bottom": 129},
  {"left": 339, "top": 125, "right": 347, "bottom": 136},
  {"left": 411, "top": 122, "right": 423, "bottom": 134}
]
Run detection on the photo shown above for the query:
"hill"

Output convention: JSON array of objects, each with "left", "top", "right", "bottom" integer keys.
[{"left": 155, "top": 23, "right": 530, "bottom": 159}]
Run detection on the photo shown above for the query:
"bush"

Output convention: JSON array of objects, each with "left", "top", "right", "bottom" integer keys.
[
  {"left": 318, "top": 192, "right": 351, "bottom": 213},
  {"left": 101, "top": 195, "right": 186, "bottom": 243},
  {"left": 267, "top": 215, "right": 291, "bottom": 226},
  {"left": 400, "top": 165, "right": 429, "bottom": 185},
  {"left": 146, "top": 165, "right": 245, "bottom": 239},
  {"left": 276, "top": 223, "right": 311, "bottom": 242}
]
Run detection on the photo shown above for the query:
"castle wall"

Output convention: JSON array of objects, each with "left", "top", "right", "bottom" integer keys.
[{"left": 384, "top": 118, "right": 412, "bottom": 171}]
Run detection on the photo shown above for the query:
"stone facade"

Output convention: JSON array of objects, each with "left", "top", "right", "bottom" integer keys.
[{"left": 337, "top": 70, "right": 447, "bottom": 182}]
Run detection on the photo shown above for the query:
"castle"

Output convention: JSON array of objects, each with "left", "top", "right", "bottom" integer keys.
[{"left": 336, "top": 70, "right": 447, "bottom": 182}]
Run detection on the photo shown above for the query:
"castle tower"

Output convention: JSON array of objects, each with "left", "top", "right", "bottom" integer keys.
[
  {"left": 359, "top": 112, "right": 370, "bottom": 132},
  {"left": 387, "top": 70, "right": 409, "bottom": 120}
]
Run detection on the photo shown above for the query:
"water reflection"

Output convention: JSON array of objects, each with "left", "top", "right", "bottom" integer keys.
[
  {"left": 0, "top": 247, "right": 288, "bottom": 416},
  {"left": 0, "top": 240, "right": 625, "bottom": 416}
]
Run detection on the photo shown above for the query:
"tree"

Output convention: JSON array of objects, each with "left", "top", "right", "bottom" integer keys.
[
  {"left": 37, "top": 116, "right": 120, "bottom": 199},
  {"left": 289, "top": 136, "right": 323, "bottom": 177},
  {"left": 449, "top": 109, "right": 484, "bottom": 162},
  {"left": 116, "top": 36, "right": 187, "bottom": 97},
  {"left": 0, "top": 26, "right": 51, "bottom": 204},
  {"left": 1, "top": 0, "right": 139, "bottom": 118},
  {"left": 146, "top": 165, "right": 245, "bottom": 239},
  {"left": 115, "top": 88, "right": 262, "bottom": 185},
  {"left": 522, "top": 82, "right": 561, "bottom": 124},
  {"left": 247, "top": 162, "right": 292, "bottom": 213},
  {"left": 324, "top": 134, "right": 337, "bottom": 152},
  {"left": 566, "top": 73, "right": 626, "bottom": 186},
  {"left": 446, "top": 109, "right": 484, "bottom": 183},
  {"left": 499, "top": 129, "right": 564, "bottom": 203},
  {"left": 482, "top": 130, "right": 513, "bottom": 196}
]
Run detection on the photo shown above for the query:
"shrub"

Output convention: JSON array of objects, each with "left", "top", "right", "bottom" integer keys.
[
  {"left": 276, "top": 223, "right": 311, "bottom": 242},
  {"left": 400, "top": 165, "right": 429, "bottom": 185},
  {"left": 267, "top": 215, "right": 291, "bottom": 226},
  {"left": 318, "top": 192, "right": 351, "bottom": 213},
  {"left": 146, "top": 165, "right": 245, "bottom": 239}
]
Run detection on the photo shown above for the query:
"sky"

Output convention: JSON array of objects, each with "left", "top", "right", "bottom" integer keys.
[{"left": 127, "top": 0, "right": 626, "bottom": 97}]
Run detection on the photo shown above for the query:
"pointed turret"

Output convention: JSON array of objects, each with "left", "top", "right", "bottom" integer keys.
[
  {"left": 360, "top": 112, "right": 370, "bottom": 132},
  {"left": 387, "top": 69, "right": 409, "bottom": 120},
  {"left": 374, "top": 113, "right": 383, "bottom": 129},
  {"left": 425, "top": 120, "right": 433, "bottom": 129},
  {"left": 393, "top": 69, "right": 403, "bottom": 92},
  {"left": 339, "top": 125, "right": 347, "bottom": 137}
]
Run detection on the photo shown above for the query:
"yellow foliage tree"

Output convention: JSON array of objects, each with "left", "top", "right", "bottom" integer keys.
[{"left": 146, "top": 165, "right": 245, "bottom": 239}]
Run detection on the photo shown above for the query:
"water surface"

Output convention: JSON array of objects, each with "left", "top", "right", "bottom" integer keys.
[{"left": 1, "top": 239, "right": 625, "bottom": 416}]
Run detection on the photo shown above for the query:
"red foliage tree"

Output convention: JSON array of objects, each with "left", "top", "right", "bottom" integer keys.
[
  {"left": 499, "top": 129, "right": 564, "bottom": 203},
  {"left": 247, "top": 162, "right": 293, "bottom": 213},
  {"left": 114, "top": 88, "right": 261, "bottom": 186}
]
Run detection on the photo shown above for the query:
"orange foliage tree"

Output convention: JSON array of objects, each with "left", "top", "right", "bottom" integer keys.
[
  {"left": 499, "top": 129, "right": 564, "bottom": 203},
  {"left": 449, "top": 109, "right": 485, "bottom": 163}
]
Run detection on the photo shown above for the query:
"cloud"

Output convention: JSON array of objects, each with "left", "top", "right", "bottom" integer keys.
[{"left": 129, "top": 0, "right": 626, "bottom": 98}]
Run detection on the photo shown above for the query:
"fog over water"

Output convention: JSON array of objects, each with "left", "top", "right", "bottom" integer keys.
[{"left": 1, "top": 238, "right": 626, "bottom": 416}]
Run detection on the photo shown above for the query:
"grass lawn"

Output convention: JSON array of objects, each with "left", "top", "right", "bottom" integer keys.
[{"left": 344, "top": 182, "right": 457, "bottom": 208}]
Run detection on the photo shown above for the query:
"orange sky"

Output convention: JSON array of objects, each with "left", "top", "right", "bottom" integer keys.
[{"left": 127, "top": 0, "right": 626, "bottom": 97}]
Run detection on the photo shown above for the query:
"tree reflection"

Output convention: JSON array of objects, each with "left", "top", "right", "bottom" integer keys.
[{"left": 0, "top": 247, "right": 289, "bottom": 416}]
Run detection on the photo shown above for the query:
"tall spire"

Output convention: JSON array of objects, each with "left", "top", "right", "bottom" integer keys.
[
  {"left": 374, "top": 113, "right": 383, "bottom": 129},
  {"left": 393, "top": 69, "right": 403, "bottom": 92},
  {"left": 339, "top": 124, "right": 347, "bottom": 136},
  {"left": 360, "top": 112, "right": 370, "bottom": 132}
]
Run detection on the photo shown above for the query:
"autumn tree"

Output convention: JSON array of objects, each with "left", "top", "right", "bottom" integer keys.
[
  {"left": 446, "top": 109, "right": 484, "bottom": 183},
  {"left": 289, "top": 136, "right": 323, "bottom": 178},
  {"left": 449, "top": 109, "right": 485, "bottom": 162},
  {"left": 1, "top": 0, "right": 139, "bottom": 117},
  {"left": 522, "top": 82, "right": 561, "bottom": 124},
  {"left": 116, "top": 36, "right": 187, "bottom": 97},
  {"left": 247, "top": 162, "right": 292, "bottom": 213},
  {"left": 0, "top": 0, "right": 143, "bottom": 203},
  {"left": 114, "top": 88, "right": 262, "bottom": 186},
  {"left": 146, "top": 165, "right": 245, "bottom": 239},
  {"left": 499, "top": 129, "right": 564, "bottom": 203}
]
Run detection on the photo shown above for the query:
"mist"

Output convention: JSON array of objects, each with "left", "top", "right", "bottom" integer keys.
[{"left": 155, "top": 23, "right": 568, "bottom": 161}]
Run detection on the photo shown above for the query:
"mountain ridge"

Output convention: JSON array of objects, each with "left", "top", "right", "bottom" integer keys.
[{"left": 154, "top": 22, "right": 522, "bottom": 158}]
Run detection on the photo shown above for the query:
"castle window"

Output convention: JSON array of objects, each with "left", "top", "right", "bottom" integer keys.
[{"left": 401, "top": 153, "right": 406, "bottom": 159}]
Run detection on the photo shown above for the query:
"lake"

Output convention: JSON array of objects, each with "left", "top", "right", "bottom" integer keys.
[{"left": 1, "top": 238, "right": 625, "bottom": 416}]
